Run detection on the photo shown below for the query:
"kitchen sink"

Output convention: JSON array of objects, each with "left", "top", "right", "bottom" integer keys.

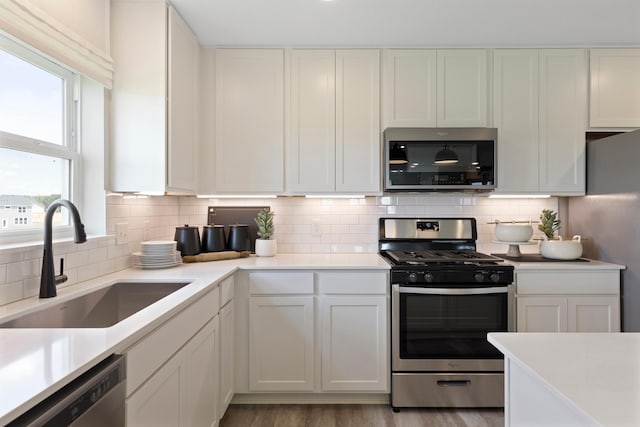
[{"left": 0, "top": 281, "right": 191, "bottom": 328}]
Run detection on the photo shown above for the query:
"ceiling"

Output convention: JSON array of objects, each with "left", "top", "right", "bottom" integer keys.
[{"left": 170, "top": 0, "right": 640, "bottom": 48}]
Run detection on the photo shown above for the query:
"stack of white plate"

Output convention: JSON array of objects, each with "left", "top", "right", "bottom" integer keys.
[{"left": 132, "top": 240, "right": 182, "bottom": 269}]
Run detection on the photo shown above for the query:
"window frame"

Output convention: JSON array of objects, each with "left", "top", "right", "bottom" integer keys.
[{"left": 0, "top": 34, "right": 81, "bottom": 244}]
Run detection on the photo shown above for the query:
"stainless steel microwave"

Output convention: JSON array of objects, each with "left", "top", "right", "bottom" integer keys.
[{"left": 384, "top": 127, "right": 497, "bottom": 192}]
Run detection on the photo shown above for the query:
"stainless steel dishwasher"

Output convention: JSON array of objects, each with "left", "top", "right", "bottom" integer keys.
[{"left": 7, "top": 355, "right": 126, "bottom": 427}]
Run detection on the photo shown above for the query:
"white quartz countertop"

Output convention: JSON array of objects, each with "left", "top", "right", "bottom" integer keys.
[
  {"left": 488, "top": 332, "right": 640, "bottom": 427},
  {"left": 502, "top": 258, "right": 625, "bottom": 271},
  {"left": 0, "top": 253, "right": 388, "bottom": 424}
]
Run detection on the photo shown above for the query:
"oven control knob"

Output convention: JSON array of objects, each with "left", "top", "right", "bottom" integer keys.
[
  {"left": 490, "top": 272, "right": 501, "bottom": 283},
  {"left": 408, "top": 272, "right": 418, "bottom": 283},
  {"left": 423, "top": 272, "right": 434, "bottom": 283},
  {"left": 474, "top": 272, "right": 485, "bottom": 282}
]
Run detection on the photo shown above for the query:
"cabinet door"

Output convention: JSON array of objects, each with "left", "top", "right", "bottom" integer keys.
[
  {"left": 437, "top": 49, "right": 488, "bottom": 127},
  {"left": 288, "top": 50, "right": 336, "bottom": 193},
  {"left": 215, "top": 49, "right": 284, "bottom": 193},
  {"left": 126, "top": 355, "right": 181, "bottom": 427},
  {"left": 110, "top": 1, "right": 167, "bottom": 193},
  {"left": 538, "top": 49, "right": 587, "bottom": 195},
  {"left": 219, "top": 302, "right": 234, "bottom": 418},
  {"left": 568, "top": 296, "right": 620, "bottom": 332},
  {"left": 493, "top": 49, "right": 539, "bottom": 193},
  {"left": 382, "top": 49, "right": 437, "bottom": 127},
  {"left": 249, "top": 295, "right": 314, "bottom": 391},
  {"left": 167, "top": 6, "right": 199, "bottom": 193},
  {"left": 517, "top": 297, "right": 568, "bottom": 332},
  {"left": 590, "top": 49, "right": 640, "bottom": 127},
  {"left": 320, "top": 295, "right": 388, "bottom": 392},
  {"left": 182, "top": 316, "right": 219, "bottom": 427},
  {"left": 335, "top": 50, "right": 381, "bottom": 193},
  {"left": 127, "top": 317, "right": 219, "bottom": 427}
]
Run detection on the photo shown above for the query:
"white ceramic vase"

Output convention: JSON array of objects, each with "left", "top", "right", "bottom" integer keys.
[
  {"left": 255, "top": 239, "right": 277, "bottom": 257},
  {"left": 540, "top": 235, "right": 583, "bottom": 260}
]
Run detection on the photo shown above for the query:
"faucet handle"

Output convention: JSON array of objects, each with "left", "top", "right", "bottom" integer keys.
[{"left": 54, "top": 258, "right": 68, "bottom": 285}]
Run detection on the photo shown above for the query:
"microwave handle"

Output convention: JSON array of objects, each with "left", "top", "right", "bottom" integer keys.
[{"left": 393, "top": 284, "right": 508, "bottom": 295}]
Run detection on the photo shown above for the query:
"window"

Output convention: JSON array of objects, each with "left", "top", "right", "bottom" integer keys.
[{"left": 0, "top": 34, "right": 78, "bottom": 242}]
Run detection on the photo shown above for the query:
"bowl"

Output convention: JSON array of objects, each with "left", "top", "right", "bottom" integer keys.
[
  {"left": 494, "top": 223, "right": 533, "bottom": 242},
  {"left": 540, "top": 236, "right": 583, "bottom": 260}
]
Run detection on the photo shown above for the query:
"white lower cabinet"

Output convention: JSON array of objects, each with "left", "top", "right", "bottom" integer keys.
[
  {"left": 127, "top": 316, "right": 220, "bottom": 427},
  {"left": 249, "top": 295, "right": 315, "bottom": 391},
  {"left": 124, "top": 284, "right": 224, "bottom": 427},
  {"left": 320, "top": 295, "right": 387, "bottom": 392},
  {"left": 219, "top": 301, "right": 234, "bottom": 416},
  {"left": 242, "top": 269, "right": 389, "bottom": 395},
  {"left": 515, "top": 270, "right": 621, "bottom": 332}
]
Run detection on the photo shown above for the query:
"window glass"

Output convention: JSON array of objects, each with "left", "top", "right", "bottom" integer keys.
[
  {"left": 0, "top": 147, "right": 70, "bottom": 233},
  {"left": 0, "top": 36, "right": 77, "bottom": 242},
  {"left": 0, "top": 49, "right": 64, "bottom": 145}
]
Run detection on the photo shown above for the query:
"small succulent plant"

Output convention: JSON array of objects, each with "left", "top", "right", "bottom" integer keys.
[
  {"left": 538, "top": 209, "right": 561, "bottom": 239},
  {"left": 254, "top": 208, "right": 275, "bottom": 240}
]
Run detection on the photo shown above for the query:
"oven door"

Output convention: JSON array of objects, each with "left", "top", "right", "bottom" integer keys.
[{"left": 392, "top": 283, "right": 514, "bottom": 372}]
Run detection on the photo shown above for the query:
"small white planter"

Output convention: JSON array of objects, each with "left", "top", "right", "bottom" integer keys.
[
  {"left": 540, "top": 235, "right": 583, "bottom": 260},
  {"left": 255, "top": 239, "right": 277, "bottom": 257}
]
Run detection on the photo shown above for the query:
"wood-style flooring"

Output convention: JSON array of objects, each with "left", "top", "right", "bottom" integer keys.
[{"left": 219, "top": 404, "right": 504, "bottom": 427}]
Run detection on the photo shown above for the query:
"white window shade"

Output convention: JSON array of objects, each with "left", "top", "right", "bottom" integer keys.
[{"left": 0, "top": 0, "right": 113, "bottom": 88}]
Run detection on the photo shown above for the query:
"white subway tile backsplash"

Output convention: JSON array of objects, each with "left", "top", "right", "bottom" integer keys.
[
  {"left": 0, "top": 193, "right": 559, "bottom": 307},
  {"left": 1, "top": 281, "right": 24, "bottom": 305}
]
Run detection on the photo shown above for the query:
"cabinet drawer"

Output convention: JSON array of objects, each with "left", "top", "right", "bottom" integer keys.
[
  {"left": 516, "top": 271, "right": 620, "bottom": 295},
  {"left": 249, "top": 272, "right": 314, "bottom": 294},
  {"left": 220, "top": 275, "right": 234, "bottom": 307},
  {"left": 125, "top": 286, "right": 220, "bottom": 396},
  {"left": 318, "top": 272, "right": 388, "bottom": 294}
]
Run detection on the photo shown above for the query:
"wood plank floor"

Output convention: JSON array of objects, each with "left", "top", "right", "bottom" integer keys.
[{"left": 220, "top": 404, "right": 504, "bottom": 427}]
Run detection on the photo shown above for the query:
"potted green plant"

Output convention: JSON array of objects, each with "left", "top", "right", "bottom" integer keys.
[
  {"left": 254, "top": 208, "right": 277, "bottom": 257},
  {"left": 538, "top": 209, "right": 582, "bottom": 260}
]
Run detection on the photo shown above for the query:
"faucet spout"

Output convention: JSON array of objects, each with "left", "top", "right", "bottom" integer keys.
[{"left": 39, "top": 199, "right": 87, "bottom": 298}]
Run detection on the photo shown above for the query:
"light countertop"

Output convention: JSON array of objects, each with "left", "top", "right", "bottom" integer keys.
[
  {"left": 502, "top": 258, "right": 625, "bottom": 271},
  {"left": 488, "top": 332, "right": 640, "bottom": 427},
  {"left": 0, "top": 253, "right": 388, "bottom": 424},
  {"left": 0, "top": 252, "right": 624, "bottom": 424}
]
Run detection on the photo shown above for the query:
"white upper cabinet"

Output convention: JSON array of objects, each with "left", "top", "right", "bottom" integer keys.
[
  {"left": 383, "top": 49, "right": 437, "bottom": 127},
  {"left": 436, "top": 49, "right": 489, "bottom": 127},
  {"left": 383, "top": 49, "right": 488, "bottom": 128},
  {"left": 214, "top": 49, "right": 285, "bottom": 194},
  {"left": 538, "top": 49, "right": 587, "bottom": 194},
  {"left": 590, "top": 49, "right": 640, "bottom": 128},
  {"left": 288, "top": 50, "right": 336, "bottom": 193},
  {"left": 493, "top": 49, "right": 540, "bottom": 193},
  {"left": 493, "top": 49, "right": 587, "bottom": 195},
  {"left": 287, "top": 49, "right": 381, "bottom": 194},
  {"left": 336, "top": 50, "right": 381, "bottom": 193},
  {"left": 110, "top": 2, "right": 200, "bottom": 194},
  {"left": 167, "top": 7, "right": 199, "bottom": 193}
]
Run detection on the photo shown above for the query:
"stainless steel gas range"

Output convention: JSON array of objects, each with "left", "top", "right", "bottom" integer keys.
[{"left": 379, "top": 218, "right": 515, "bottom": 410}]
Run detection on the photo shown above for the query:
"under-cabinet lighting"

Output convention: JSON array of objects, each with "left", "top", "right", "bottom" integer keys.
[
  {"left": 305, "top": 195, "right": 365, "bottom": 199},
  {"left": 197, "top": 195, "right": 278, "bottom": 199},
  {"left": 489, "top": 194, "right": 551, "bottom": 199},
  {"left": 134, "top": 191, "right": 165, "bottom": 196}
]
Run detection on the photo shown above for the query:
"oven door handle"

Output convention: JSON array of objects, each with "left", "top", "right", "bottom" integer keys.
[{"left": 394, "top": 284, "right": 508, "bottom": 295}]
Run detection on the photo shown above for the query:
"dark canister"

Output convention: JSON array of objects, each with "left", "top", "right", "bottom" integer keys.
[
  {"left": 202, "top": 225, "right": 226, "bottom": 252},
  {"left": 227, "top": 224, "right": 250, "bottom": 252},
  {"left": 174, "top": 224, "right": 201, "bottom": 256}
]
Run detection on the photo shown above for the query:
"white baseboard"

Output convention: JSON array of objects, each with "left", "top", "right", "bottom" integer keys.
[{"left": 231, "top": 393, "right": 390, "bottom": 405}]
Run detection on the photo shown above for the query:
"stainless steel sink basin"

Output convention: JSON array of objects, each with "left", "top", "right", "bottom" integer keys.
[{"left": 0, "top": 281, "right": 190, "bottom": 328}]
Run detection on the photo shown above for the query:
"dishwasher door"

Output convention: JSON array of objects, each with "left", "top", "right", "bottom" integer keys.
[{"left": 8, "top": 354, "right": 126, "bottom": 427}]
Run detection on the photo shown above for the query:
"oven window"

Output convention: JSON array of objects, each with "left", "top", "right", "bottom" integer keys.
[{"left": 399, "top": 291, "right": 507, "bottom": 359}]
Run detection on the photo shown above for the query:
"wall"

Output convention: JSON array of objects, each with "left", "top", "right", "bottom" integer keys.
[{"left": 0, "top": 194, "right": 557, "bottom": 306}]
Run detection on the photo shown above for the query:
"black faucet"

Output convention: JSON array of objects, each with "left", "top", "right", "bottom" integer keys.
[{"left": 39, "top": 199, "right": 87, "bottom": 298}]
